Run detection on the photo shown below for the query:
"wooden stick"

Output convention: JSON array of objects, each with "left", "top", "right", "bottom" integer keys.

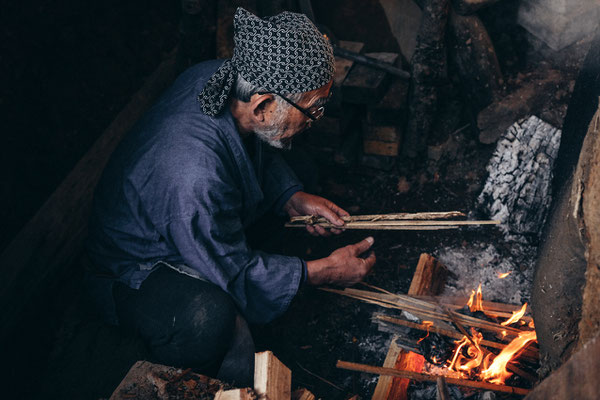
[
  {"left": 437, "top": 376, "right": 450, "bottom": 400},
  {"left": 286, "top": 224, "right": 459, "bottom": 231},
  {"left": 290, "top": 211, "right": 467, "bottom": 223},
  {"left": 336, "top": 360, "right": 532, "bottom": 396},
  {"left": 285, "top": 220, "right": 499, "bottom": 230},
  {"left": 321, "top": 287, "right": 525, "bottom": 337},
  {"left": 417, "top": 295, "right": 533, "bottom": 314},
  {"left": 373, "top": 315, "right": 539, "bottom": 361}
]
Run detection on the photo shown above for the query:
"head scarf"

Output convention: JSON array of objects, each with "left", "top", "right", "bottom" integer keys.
[{"left": 199, "top": 7, "right": 334, "bottom": 116}]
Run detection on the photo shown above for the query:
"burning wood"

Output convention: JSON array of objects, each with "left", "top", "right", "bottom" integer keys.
[
  {"left": 336, "top": 360, "right": 532, "bottom": 396},
  {"left": 327, "top": 284, "right": 539, "bottom": 392}
]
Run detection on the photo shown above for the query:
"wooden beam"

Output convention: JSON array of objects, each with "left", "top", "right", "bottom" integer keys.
[
  {"left": 254, "top": 351, "right": 291, "bottom": 400},
  {"left": 0, "top": 48, "right": 180, "bottom": 341}
]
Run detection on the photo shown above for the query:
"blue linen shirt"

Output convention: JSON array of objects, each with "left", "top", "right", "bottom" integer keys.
[{"left": 86, "top": 60, "right": 305, "bottom": 325}]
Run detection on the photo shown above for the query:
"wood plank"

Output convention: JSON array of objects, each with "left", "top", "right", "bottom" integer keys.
[
  {"left": 371, "top": 337, "right": 403, "bottom": 399},
  {"left": 371, "top": 253, "right": 448, "bottom": 400},
  {"left": 215, "top": 388, "right": 255, "bottom": 400},
  {"left": 409, "top": 253, "right": 449, "bottom": 297},
  {"left": 291, "top": 388, "right": 316, "bottom": 400},
  {"left": 0, "top": 48, "right": 180, "bottom": 342},
  {"left": 254, "top": 351, "right": 291, "bottom": 400}
]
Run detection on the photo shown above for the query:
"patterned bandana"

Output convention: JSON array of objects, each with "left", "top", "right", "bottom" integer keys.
[{"left": 199, "top": 7, "right": 334, "bottom": 116}]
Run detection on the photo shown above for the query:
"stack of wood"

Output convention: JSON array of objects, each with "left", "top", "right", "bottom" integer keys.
[
  {"left": 304, "top": 40, "right": 408, "bottom": 170},
  {"left": 324, "top": 254, "right": 539, "bottom": 399},
  {"left": 110, "top": 351, "right": 318, "bottom": 400}
]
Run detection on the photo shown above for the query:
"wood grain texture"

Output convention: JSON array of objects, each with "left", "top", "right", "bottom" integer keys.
[
  {"left": 371, "top": 253, "right": 448, "bottom": 399},
  {"left": 254, "top": 351, "right": 291, "bottom": 400}
]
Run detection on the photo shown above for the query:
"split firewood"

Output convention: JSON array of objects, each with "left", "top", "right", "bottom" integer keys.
[
  {"left": 291, "top": 388, "right": 315, "bottom": 400},
  {"left": 336, "top": 360, "right": 532, "bottom": 395},
  {"left": 254, "top": 351, "right": 291, "bottom": 400},
  {"left": 214, "top": 388, "right": 257, "bottom": 400}
]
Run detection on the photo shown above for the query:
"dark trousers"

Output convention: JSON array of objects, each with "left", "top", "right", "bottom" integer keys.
[{"left": 113, "top": 266, "right": 254, "bottom": 386}]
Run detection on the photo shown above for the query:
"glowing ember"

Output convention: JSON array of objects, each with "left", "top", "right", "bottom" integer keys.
[
  {"left": 501, "top": 303, "right": 528, "bottom": 326},
  {"left": 480, "top": 330, "right": 537, "bottom": 384},
  {"left": 417, "top": 321, "right": 434, "bottom": 344},
  {"left": 498, "top": 271, "right": 511, "bottom": 279}
]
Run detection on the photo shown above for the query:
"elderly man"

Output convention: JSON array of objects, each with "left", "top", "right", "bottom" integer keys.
[{"left": 85, "top": 8, "right": 376, "bottom": 385}]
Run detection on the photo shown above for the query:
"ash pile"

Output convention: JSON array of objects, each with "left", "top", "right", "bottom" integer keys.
[{"left": 437, "top": 115, "right": 562, "bottom": 305}]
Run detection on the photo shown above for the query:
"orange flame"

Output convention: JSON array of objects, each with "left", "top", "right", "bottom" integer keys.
[
  {"left": 501, "top": 303, "right": 528, "bottom": 326},
  {"left": 417, "top": 321, "right": 434, "bottom": 344},
  {"left": 448, "top": 328, "right": 484, "bottom": 375},
  {"left": 498, "top": 272, "right": 511, "bottom": 279},
  {"left": 480, "top": 330, "right": 537, "bottom": 384},
  {"left": 467, "top": 284, "right": 485, "bottom": 312}
]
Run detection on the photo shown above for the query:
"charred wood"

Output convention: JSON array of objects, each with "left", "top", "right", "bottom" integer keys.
[{"left": 402, "top": 0, "right": 450, "bottom": 158}]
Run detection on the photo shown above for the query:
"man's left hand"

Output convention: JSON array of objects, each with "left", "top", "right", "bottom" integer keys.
[{"left": 283, "top": 191, "right": 349, "bottom": 236}]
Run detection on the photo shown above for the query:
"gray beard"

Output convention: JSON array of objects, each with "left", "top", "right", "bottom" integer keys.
[
  {"left": 253, "top": 103, "right": 292, "bottom": 150},
  {"left": 254, "top": 129, "right": 292, "bottom": 150}
]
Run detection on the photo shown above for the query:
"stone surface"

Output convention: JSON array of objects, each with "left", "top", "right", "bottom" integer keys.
[{"left": 518, "top": 0, "right": 600, "bottom": 50}]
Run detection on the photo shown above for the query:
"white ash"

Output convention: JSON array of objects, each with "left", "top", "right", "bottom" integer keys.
[
  {"left": 477, "top": 115, "right": 561, "bottom": 245},
  {"left": 435, "top": 242, "right": 534, "bottom": 304}
]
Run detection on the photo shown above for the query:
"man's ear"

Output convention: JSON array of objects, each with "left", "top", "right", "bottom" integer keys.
[{"left": 249, "top": 93, "right": 275, "bottom": 123}]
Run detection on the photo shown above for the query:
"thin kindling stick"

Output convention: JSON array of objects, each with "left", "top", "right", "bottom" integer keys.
[
  {"left": 285, "top": 220, "right": 499, "bottom": 230},
  {"left": 336, "top": 360, "right": 532, "bottom": 396},
  {"left": 285, "top": 211, "right": 501, "bottom": 230},
  {"left": 321, "top": 287, "right": 526, "bottom": 337},
  {"left": 290, "top": 211, "right": 466, "bottom": 223}
]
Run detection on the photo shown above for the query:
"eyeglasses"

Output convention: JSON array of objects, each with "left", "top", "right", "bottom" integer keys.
[{"left": 257, "top": 91, "right": 326, "bottom": 121}]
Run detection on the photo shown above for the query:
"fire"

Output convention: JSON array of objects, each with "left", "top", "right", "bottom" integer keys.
[
  {"left": 447, "top": 284, "right": 538, "bottom": 385},
  {"left": 417, "top": 321, "right": 434, "bottom": 344},
  {"left": 501, "top": 303, "right": 528, "bottom": 326},
  {"left": 498, "top": 271, "right": 511, "bottom": 279},
  {"left": 467, "top": 284, "right": 484, "bottom": 312},
  {"left": 480, "top": 330, "right": 537, "bottom": 384}
]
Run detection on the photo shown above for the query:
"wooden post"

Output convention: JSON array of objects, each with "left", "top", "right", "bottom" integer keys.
[
  {"left": 371, "top": 253, "right": 448, "bottom": 400},
  {"left": 254, "top": 351, "right": 292, "bottom": 400}
]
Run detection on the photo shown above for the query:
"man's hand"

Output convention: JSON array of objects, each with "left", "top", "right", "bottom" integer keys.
[
  {"left": 284, "top": 191, "right": 349, "bottom": 236},
  {"left": 305, "top": 237, "right": 376, "bottom": 286}
]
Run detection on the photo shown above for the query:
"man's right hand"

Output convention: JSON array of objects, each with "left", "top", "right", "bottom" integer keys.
[{"left": 305, "top": 237, "right": 376, "bottom": 286}]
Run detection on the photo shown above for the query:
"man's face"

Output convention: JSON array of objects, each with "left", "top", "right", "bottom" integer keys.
[{"left": 255, "top": 80, "right": 333, "bottom": 149}]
